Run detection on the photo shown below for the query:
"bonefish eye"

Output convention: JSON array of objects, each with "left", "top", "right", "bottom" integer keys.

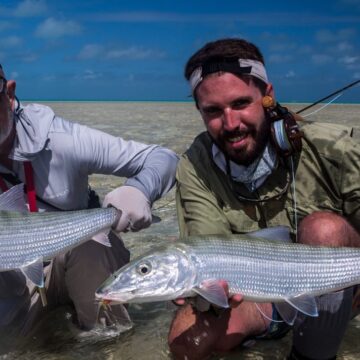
[{"left": 136, "top": 261, "right": 152, "bottom": 276}]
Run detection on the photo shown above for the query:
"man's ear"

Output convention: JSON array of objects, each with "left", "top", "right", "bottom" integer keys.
[
  {"left": 262, "top": 84, "right": 276, "bottom": 109},
  {"left": 265, "top": 83, "right": 274, "bottom": 99}
]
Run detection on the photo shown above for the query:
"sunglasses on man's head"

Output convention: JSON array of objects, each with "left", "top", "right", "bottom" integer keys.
[{"left": 0, "top": 77, "right": 7, "bottom": 94}]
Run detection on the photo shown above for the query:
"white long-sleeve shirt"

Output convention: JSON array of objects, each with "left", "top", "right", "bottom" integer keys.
[{"left": 3, "top": 102, "right": 178, "bottom": 209}]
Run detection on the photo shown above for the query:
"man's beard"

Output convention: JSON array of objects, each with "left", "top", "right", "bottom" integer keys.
[{"left": 218, "top": 120, "right": 271, "bottom": 166}]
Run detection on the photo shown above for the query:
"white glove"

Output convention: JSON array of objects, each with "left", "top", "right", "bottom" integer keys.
[{"left": 103, "top": 186, "right": 152, "bottom": 233}]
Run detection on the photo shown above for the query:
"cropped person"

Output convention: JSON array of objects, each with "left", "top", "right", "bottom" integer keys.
[
  {"left": 168, "top": 38, "right": 360, "bottom": 359},
  {"left": 0, "top": 64, "right": 178, "bottom": 336}
]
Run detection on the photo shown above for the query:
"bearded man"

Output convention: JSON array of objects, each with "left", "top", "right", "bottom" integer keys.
[{"left": 168, "top": 38, "right": 360, "bottom": 360}]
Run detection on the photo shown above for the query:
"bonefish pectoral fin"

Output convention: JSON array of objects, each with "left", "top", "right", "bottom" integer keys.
[
  {"left": 92, "top": 232, "right": 112, "bottom": 247},
  {"left": 193, "top": 279, "right": 229, "bottom": 308},
  {"left": 21, "top": 259, "right": 44, "bottom": 288}
]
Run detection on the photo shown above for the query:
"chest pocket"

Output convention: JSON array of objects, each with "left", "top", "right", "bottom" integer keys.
[{"left": 223, "top": 199, "right": 293, "bottom": 233}]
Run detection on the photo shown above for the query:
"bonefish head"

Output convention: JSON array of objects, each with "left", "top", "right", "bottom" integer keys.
[{"left": 95, "top": 246, "right": 194, "bottom": 304}]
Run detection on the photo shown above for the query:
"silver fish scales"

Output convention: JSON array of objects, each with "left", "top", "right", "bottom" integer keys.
[
  {"left": 96, "top": 232, "right": 360, "bottom": 322},
  {"left": 0, "top": 207, "right": 119, "bottom": 272},
  {"left": 186, "top": 236, "right": 359, "bottom": 301}
]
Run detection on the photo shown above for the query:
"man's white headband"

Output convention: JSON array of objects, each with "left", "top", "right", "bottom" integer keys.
[{"left": 189, "top": 58, "right": 268, "bottom": 92}]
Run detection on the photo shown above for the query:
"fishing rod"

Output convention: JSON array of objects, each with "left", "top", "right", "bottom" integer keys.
[{"left": 296, "top": 79, "right": 360, "bottom": 114}]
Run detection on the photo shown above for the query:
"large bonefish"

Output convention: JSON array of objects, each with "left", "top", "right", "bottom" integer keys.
[
  {"left": 96, "top": 227, "right": 360, "bottom": 324},
  {"left": 0, "top": 184, "right": 120, "bottom": 287}
]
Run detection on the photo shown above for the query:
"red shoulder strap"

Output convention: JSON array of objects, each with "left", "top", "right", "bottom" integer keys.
[{"left": 0, "top": 161, "right": 38, "bottom": 212}]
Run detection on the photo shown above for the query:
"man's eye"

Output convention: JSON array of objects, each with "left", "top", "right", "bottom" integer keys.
[
  {"left": 232, "top": 100, "right": 248, "bottom": 110},
  {"left": 203, "top": 107, "right": 221, "bottom": 115}
]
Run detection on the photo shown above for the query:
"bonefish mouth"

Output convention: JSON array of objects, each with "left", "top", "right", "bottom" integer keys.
[
  {"left": 100, "top": 299, "right": 112, "bottom": 306},
  {"left": 96, "top": 289, "right": 136, "bottom": 304},
  {"left": 96, "top": 295, "right": 128, "bottom": 305}
]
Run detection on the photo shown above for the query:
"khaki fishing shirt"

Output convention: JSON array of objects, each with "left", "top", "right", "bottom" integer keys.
[{"left": 176, "top": 122, "right": 360, "bottom": 238}]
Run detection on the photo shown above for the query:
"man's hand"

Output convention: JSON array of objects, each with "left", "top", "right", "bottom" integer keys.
[
  {"left": 173, "top": 280, "right": 243, "bottom": 310},
  {"left": 103, "top": 185, "right": 152, "bottom": 232}
]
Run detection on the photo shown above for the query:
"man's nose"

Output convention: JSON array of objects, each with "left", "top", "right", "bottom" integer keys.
[{"left": 222, "top": 108, "right": 239, "bottom": 131}]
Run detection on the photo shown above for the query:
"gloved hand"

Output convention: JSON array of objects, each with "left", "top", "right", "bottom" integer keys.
[{"left": 103, "top": 186, "right": 152, "bottom": 233}]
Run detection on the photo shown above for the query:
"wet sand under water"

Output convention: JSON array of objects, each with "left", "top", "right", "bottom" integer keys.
[{"left": 3, "top": 102, "right": 359, "bottom": 360}]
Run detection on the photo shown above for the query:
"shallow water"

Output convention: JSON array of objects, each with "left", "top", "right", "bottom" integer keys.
[{"left": 3, "top": 102, "right": 359, "bottom": 359}]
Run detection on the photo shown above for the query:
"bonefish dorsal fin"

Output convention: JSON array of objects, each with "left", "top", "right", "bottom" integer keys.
[
  {"left": 21, "top": 259, "right": 44, "bottom": 288},
  {"left": 193, "top": 279, "right": 229, "bottom": 308},
  {"left": 248, "top": 226, "right": 291, "bottom": 242},
  {"left": 0, "top": 184, "right": 27, "bottom": 212}
]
